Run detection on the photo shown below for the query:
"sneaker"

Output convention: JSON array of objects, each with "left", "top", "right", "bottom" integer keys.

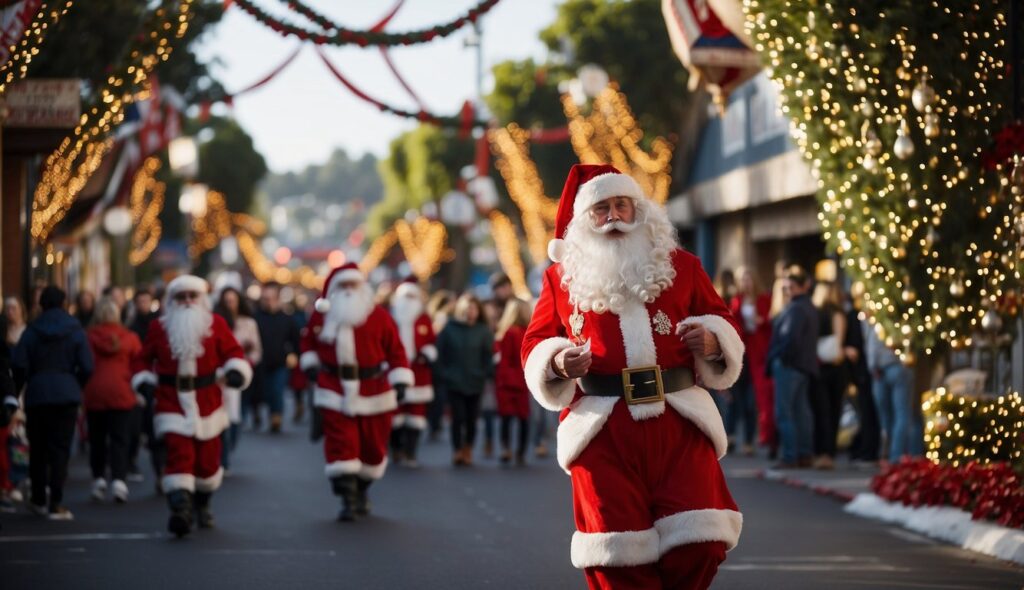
[
  {"left": 813, "top": 455, "right": 835, "bottom": 470},
  {"left": 111, "top": 480, "right": 129, "bottom": 503},
  {"left": 91, "top": 478, "right": 108, "bottom": 501},
  {"left": 27, "top": 502, "right": 48, "bottom": 517},
  {"left": 126, "top": 471, "right": 145, "bottom": 483},
  {"left": 48, "top": 506, "right": 74, "bottom": 521},
  {"left": 9, "top": 488, "right": 23, "bottom": 503},
  {"left": 534, "top": 443, "right": 549, "bottom": 458},
  {"left": 741, "top": 444, "right": 755, "bottom": 457},
  {"left": 499, "top": 450, "right": 512, "bottom": 465}
]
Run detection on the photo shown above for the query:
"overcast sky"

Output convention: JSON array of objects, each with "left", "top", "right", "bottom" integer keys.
[{"left": 195, "top": 1, "right": 562, "bottom": 173}]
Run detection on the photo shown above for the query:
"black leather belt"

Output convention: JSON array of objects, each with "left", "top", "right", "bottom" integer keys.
[
  {"left": 158, "top": 373, "right": 216, "bottom": 390},
  {"left": 579, "top": 366, "right": 694, "bottom": 405},
  {"left": 321, "top": 362, "right": 385, "bottom": 381}
]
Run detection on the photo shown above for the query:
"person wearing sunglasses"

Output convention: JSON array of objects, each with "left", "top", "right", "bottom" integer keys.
[{"left": 131, "top": 275, "right": 252, "bottom": 537}]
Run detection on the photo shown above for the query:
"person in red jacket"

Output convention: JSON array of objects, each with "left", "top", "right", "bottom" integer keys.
[
  {"left": 299, "top": 263, "right": 412, "bottom": 521},
  {"left": 388, "top": 277, "right": 437, "bottom": 468},
  {"left": 494, "top": 298, "right": 532, "bottom": 466},
  {"left": 84, "top": 297, "right": 143, "bottom": 503},
  {"left": 521, "top": 165, "right": 743, "bottom": 589},
  {"left": 729, "top": 266, "right": 776, "bottom": 457},
  {"left": 131, "top": 275, "right": 252, "bottom": 537}
]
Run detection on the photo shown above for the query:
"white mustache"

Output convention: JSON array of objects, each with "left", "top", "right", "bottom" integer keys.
[{"left": 592, "top": 219, "right": 639, "bottom": 234}]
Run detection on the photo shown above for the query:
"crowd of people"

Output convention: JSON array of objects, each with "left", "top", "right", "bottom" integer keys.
[
  {"left": 0, "top": 267, "right": 555, "bottom": 523},
  {"left": 712, "top": 262, "right": 925, "bottom": 470}
]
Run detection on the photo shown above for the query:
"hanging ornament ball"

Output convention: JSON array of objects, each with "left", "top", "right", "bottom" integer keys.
[
  {"left": 947, "top": 306, "right": 960, "bottom": 319},
  {"left": 860, "top": 97, "right": 875, "bottom": 117},
  {"left": 314, "top": 297, "right": 331, "bottom": 314},
  {"left": 912, "top": 77, "right": 937, "bottom": 112},
  {"left": 981, "top": 309, "right": 1003, "bottom": 333},
  {"left": 923, "top": 112, "right": 940, "bottom": 138},
  {"left": 865, "top": 134, "right": 883, "bottom": 156},
  {"left": 950, "top": 279, "right": 965, "bottom": 298},
  {"left": 854, "top": 77, "right": 868, "bottom": 93},
  {"left": 925, "top": 226, "right": 938, "bottom": 249},
  {"left": 894, "top": 120, "right": 915, "bottom": 160},
  {"left": 863, "top": 154, "right": 878, "bottom": 171},
  {"left": 901, "top": 287, "right": 916, "bottom": 303}
]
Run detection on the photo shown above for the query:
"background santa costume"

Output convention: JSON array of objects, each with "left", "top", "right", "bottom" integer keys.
[
  {"left": 300, "top": 263, "right": 413, "bottom": 521},
  {"left": 132, "top": 275, "right": 252, "bottom": 537},
  {"left": 521, "top": 165, "right": 744, "bottom": 589},
  {"left": 388, "top": 277, "right": 437, "bottom": 467}
]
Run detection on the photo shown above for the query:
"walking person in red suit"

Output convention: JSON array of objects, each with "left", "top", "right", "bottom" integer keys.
[
  {"left": 494, "top": 298, "right": 532, "bottom": 466},
  {"left": 521, "top": 164, "right": 744, "bottom": 589},
  {"left": 388, "top": 277, "right": 437, "bottom": 468},
  {"left": 131, "top": 275, "right": 252, "bottom": 537},
  {"left": 729, "top": 266, "right": 776, "bottom": 457},
  {"left": 299, "top": 263, "right": 413, "bottom": 521}
]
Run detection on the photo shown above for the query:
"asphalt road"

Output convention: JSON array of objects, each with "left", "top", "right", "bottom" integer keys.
[{"left": 1, "top": 418, "right": 1021, "bottom": 589}]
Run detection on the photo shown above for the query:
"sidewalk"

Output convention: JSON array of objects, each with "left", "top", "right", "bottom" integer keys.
[{"left": 722, "top": 452, "right": 878, "bottom": 503}]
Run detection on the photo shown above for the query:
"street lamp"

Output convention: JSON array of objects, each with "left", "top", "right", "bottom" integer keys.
[
  {"left": 168, "top": 136, "right": 199, "bottom": 178},
  {"left": 103, "top": 205, "right": 132, "bottom": 287}
]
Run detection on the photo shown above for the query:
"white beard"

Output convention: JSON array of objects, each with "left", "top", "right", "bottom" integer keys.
[
  {"left": 320, "top": 282, "right": 375, "bottom": 343},
  {"left": 559, "top": 199, "right": 678, "bottom": 315},
  {"left": 391, "top": 296, "right": 423, "bottom": 360},
  {"left": 161, "top": 301, "right": 213, "bottom": 361}
]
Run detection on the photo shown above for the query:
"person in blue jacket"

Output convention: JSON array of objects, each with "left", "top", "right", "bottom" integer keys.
[{"left": 12, "top": 286, "right": 94, "bottom": 520}]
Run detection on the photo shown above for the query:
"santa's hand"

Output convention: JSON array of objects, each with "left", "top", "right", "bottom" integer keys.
[
  {"left": 225, "top": 369, "right": 245, "bottom": 388},
  {"left": 304, "top": 367, "right": 319, "bottom": 384},
  {"left": 138, "top": 382, "right": 156, "bottom": 401},
  {"left": 676, "top": 323, "right": 722, "bottom": 359},
  {"left": 394, "top": 384, "right": 407, "bottom": 403},
  {"left": 552, "top": 345, "right": 592, "bottom": 379}
]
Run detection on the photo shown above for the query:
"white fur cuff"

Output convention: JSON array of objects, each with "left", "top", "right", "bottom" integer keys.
[
  {"left": 131, "top": 370, "right": 157, "bottom": 394},
  {"left": 419, "top": 344, "right": 438, "bottom": 363},
  {"left": 388, "top": 367, "right": 414, "bottom": 387},
  {"left": 162, "top": 473, "right": 196, "bottom": 493},
  {"left": 195, "top": 468, "right": 224, "bottom": 493},
  {"left": 325, "top": 460, "right": 362, "bottom": 478},
  {"left": 524, "top": 337, "right": 577, "bottom": 411},
  {"left": 655, "top": 509, "right": 743, "bottom": 553},
  {"left": 300, "top": 350, "right": 321, "bottom": 371},
  {"left": 359, "top": 459, "right": 388, "bottom": 481},
  {"left": 570, "top": 527, "right": 660, "bottom": 568},
  {"left": 679, "top": 315, "right": 744, "bottom": 390},
  {"left": 219, "top": 357, "right": 253, "bottom": 390}
]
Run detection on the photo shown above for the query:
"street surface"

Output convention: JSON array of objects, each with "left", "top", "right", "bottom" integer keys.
[{"left": 2, "top": 417, "right": 1022, "bottom": 589}]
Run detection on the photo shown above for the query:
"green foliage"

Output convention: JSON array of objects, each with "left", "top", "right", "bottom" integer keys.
[
  {"left": 487, "top": 59, "right": 570, "bottom": 128},
  {"left": 747, "top": 0, "right": 1019, "bottom": 355},
  {"left": 367, "top": 125, "right": 474, "bottom": 237},
  {"left": 189, "top": 116, "right": 268, "bottom": 214},
  {"left": 262, "top": 148, "right": 382, "bottom": 207},
  {"left": 540, "top": 0, "right": 689, "bottom": 140}
]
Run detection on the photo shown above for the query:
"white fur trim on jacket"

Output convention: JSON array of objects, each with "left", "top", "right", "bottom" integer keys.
[
  {"left": 665, "top": 387, "right": 729, "bottom": 459},
  {"left": 300, "top": 350, "right": 321, "bottom": 371},
  {"left": 388, "top": 367, "right": 414, "bottom": 387},
  {"left": 419, "top": 344, "right": 438, "bottom": 363},
  {"left": 557, "top": 395, "right": 619, "bottom": 473},
  {"left": 524, "top": 336, "right": 577, "bottom": 411},
  {"left": 404, "top": 415, "right": 428, "bottom": 430},
  {"left": 222, "top": 388, "right": 242, "bottom": 424},
  {"left": 162, "top": 473, "right": 196, "bottom": 493},
  {"left": 655, "top": 509, "right": 743, "bottom": 553},
  {"left": 358, "top": 458, "right": 388, "bottom": 481},
  {"left": 617, "top": 300, "right": 664, "bottom": 421},
  {"left": 131, "top": 370, "right": 157, "bottom": 393},
  {"left": 195, "top": 467, "right": 225, "bottom": 493},
  {"left": 154, "top": 407, "right": 230, "bottom": 441},
  {"left": 166, "top": 275, "right": 209, "bottom": 300},
  {"left": 679, "top": 315, "right": 744, "bottom": 390},
  {"left": 218, "top": 357, "right": 253, "bottom": 390},
  {"left": 574, "top": 172, "right": 645, "bottom": 216},
  {"left": 392, "top": 413, "right": 406, "bottom": 428},
  {"left": 314, "top": 387, "right": 398, "bottom": 416},
  {"left": 403, "top": 384, "right": 433, "bottom": 404},
  {"left": 325, "top": 459, "right": 362, "bottom": 478},
  {"left": 570, "top": 527, "right": 660, "bottom": 568}
]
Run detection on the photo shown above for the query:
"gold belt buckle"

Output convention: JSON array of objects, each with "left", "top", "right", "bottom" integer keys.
[
  {"left": 177, "top": 375, "right": 196, "bottom": 391},
  {"left": 622, "top": 365, "right": 665, "bottom": 405}
]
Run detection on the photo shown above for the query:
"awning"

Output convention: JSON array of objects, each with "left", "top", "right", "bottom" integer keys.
[{"left": 749, "top": 196, "right": 821, "bottom": 242}]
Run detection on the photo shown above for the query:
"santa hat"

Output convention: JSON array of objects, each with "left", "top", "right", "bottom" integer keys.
[
  {"left": 165, "top": 274, "right": 209, "bottom": 303},
  {"left": 547, "top": 164, "right": 645, "bottom": 263},
  {"left": 314, "top": 263, "right": 365, "bottom": 314},
  {"left": 394, "top": 275, "right": 421, "bottom": 299}
]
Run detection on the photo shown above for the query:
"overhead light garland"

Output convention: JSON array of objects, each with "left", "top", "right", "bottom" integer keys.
[
  {"left": 0, "top": 0, "right": 72, "bottom": 95},
  {"left": 392, "top": 217, "right": 448, "bottom": 281},
  {"left": 742, "top": 0, "right": 1020, "bottom": 357},
  {"left": 31, "top": 0, "right": 197, "bottom": 243},
  {"left": 358, "top": 228, "right": 398, "bottom": 275},
  {"left": 488, "top": 210, "right": 530, "bottom": 298},
  {"left": 232, "top": 0, "right": 500, "bottom": 47},
  {"left": 128, "top": 156, "right": 164, "bottom": 265}
]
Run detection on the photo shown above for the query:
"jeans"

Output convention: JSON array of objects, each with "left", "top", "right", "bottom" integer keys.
[
  {"left": 771, "top": 359, "right": 814, "bottom": 464},
  {"left": 86, "top": 409, "right": 132, "bottom": 481},
  {"left": 221, "top": 423, "right": 240, "bottom": 469},
  {"left": 873, "top": 363, "right": 923, "bottom": 461},
  {"left": 26, "top": 403, "right": 79, "bottom": 509},
  {"left": 530, "top": 398, "right": 553, "bottom": 447},
  {"left": 449, "top": 391, "right": 482, "bottom": 451},
  {"left": 500, "top": 416, "right": 529, "bottom": 458},
  {"left": 263, "top": 366, "right": 289, "bottom": 417},
  {"left": 725, "top": 364, "right": 757, "bottom": 446}
]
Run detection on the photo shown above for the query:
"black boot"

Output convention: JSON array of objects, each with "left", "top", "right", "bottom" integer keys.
[
  {"left": 390, "top": 427, "right": 406, "bottom": 462},
  {"left": 166, "top": 490, "right": 193, "bottom": 538},
  {"left": 194, "top": 491, "right": 215, "bottom": 529},
  {"left": 354, "top": 478, "right": 372, "bottom": 516},
  {"left": 404, "top": 428, "right": 421, "bottom": 467},
  {"left": 331, "top": 475, "right": 358, "bottom": 522}
]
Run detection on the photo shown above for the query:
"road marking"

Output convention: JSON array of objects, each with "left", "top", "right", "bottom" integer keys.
[
  {"left": 721, "top": 564, "right": 910, "bottom": 572},
  {"left": 886, "top": 527, "right": 938, "bottom": 545},
  {"left": 204, "top": 549, "right": 338, "bottom": 556},
  {"left": 0, "top": 532, "right": 163, "bottom": 543}
]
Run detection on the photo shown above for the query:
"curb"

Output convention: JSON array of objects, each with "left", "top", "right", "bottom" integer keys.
[{"left": 756, "top": 469, "right": 857, "bottom": 503}]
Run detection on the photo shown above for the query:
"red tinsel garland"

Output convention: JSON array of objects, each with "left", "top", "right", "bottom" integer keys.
[
  {"left": 231, "top": 0, "right": 500, "bottom": 47},
  {"left": 871, "top": 458, "right": 1024, "bottom": 529}
]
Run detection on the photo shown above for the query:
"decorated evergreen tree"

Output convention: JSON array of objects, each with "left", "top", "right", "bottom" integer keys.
[{"left": 744, "top": 0, "right": 1023, "bottom": 358}]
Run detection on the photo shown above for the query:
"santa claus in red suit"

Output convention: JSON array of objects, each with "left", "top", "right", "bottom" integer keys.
[
  {"left": 299, "top": 263, "right": 413, "bottom": 521},
  {"left": 131, "top": 275, "right": 252, "bottom": 538},
  {"left": 388, "top": 277, "right": 437, "bottom": 468},
  {"left": 521, "top": 164, "right": 744, "bottom": 589}
]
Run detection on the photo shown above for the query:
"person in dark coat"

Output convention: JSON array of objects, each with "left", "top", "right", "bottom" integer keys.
[
  {"left": 12, "top": 286, "right": 94, "bottom": 520},
  {"left": 436, "top": 293, "right": 494, "bottom": 466},
  {"left": 253, "top": 283, "right": 300, "bottom": 432}
]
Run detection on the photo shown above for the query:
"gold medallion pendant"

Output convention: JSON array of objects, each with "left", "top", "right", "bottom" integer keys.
[{"left": 653, "top": 310, "right": 672, "bottom": 336}]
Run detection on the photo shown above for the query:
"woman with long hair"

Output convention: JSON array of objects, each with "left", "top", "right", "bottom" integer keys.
[
  {"left": 435, "top": 293, "right": 493, "bottom": 466},
  {"left": 214, "top": 287, "right": 261, "bottom": 471},
  {"left": 729, "top": 267, "right": 775, "bottom": 457},
  {"left": 494, "top": 298, "right": 532, "bottom": 466},
  {"left": 4, "top": 297, "right": 27, "bottom": 347},
  {"left": 811, "top": 280, "right": 849, "bottom": 469}
]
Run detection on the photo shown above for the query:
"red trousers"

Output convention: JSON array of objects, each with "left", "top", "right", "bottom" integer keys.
[
  {"left": 585, "top": 541, "right": 726, "bottom": 589},
  {"left": 0, "top": 425, "right": 11, "bottom": 491},
  {"left": 163, "top": 433, "right": 223, "bottom": 493},
  {"left": 751, "top": 363, "right": 776, "bottom": 447},
  {"left": 322, "top": 409, "right": 391, "bottom": 480}
]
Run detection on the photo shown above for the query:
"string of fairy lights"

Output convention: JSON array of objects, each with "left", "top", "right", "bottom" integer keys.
[
  {"left": 392, "top": 217, "right": 449, "bottom": 282},
  {"left": 0, "top": 1, "right": 72, "bottom": 95},
  {"left": 922, "top": 388, "right": 1023, "bottom": 468},
  {"left": 742, "top": 0, "right": 1019, "bottom": 359},
  {"left": 31, "top": 0, "right": 197, "bottom": 243},
  {"left": 488, "top": 210, "right": 530, "bottom": 298},
  {"left": 128, "top": 156, "right": 164, "bottom": 266}
]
